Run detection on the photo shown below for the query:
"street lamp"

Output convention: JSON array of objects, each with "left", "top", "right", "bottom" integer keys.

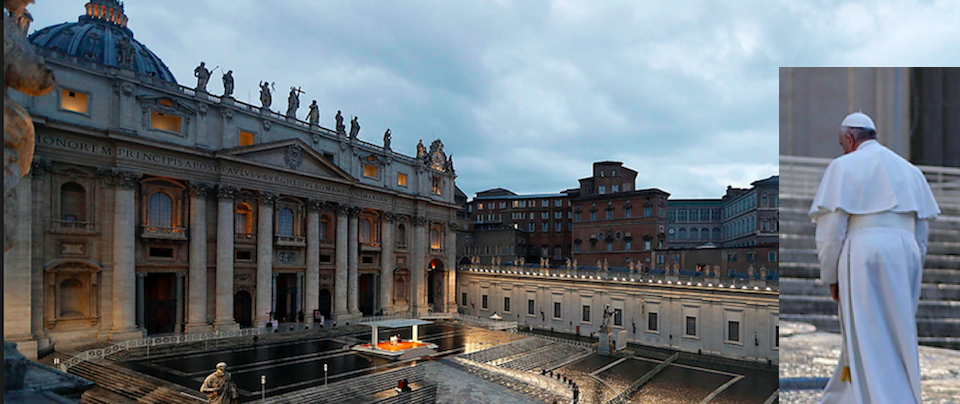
[
  {"left": 261, "top": 375, "right": 266, "bottom": 400},
  {"left": 324, "top": 363, "right": 328, "bottom": 387}
]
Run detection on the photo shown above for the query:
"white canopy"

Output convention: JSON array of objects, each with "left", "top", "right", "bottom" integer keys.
[{"left": 364, "top": 319, "right": 433, "bottom": 328}]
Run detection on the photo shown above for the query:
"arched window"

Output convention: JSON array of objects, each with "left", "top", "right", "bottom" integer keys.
[
  {"left": 278, "top": 208, "right": 294, "bottom": 237},
  {"left": 397, "top": 224, "right": 407, "bottom": 246},
  {"left": 147, "top": 192, "right": 173, "bottom": 227},
  {"left": 712, "top": 227, "right": 721, "bottom": 240},
  {"left": 60, "top": 183, "right": 86, "bottom": 221},
  {"left": 320, "top": 215, "right": 330, "bottom": 240},
  {"left": 235, "top": 203, "right": 253, "bottom": 235},
  {"left": 430, "top": 228, "right": 441, "bottom": 250},
  {"left": 690, "top": 228, "right": 698, "bottom": 240},
  {"left": 678, "top": 228, "right": 687, "bottom": 240},
  {"left": 360, "top": 219, "right": 372, "bottom": 243},
  {"left": 701, "top": 228, "right": 709, "bottom": 240},
  {"left": 59, "top": 278, "right": 85, "bottom": 318}
]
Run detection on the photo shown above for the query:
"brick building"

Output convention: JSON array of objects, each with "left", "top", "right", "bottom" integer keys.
[{"left": 467, "top": 188, "right": 576, "bottom": 264}]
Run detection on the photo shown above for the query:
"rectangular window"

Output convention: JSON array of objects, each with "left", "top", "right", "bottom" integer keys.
[
  {"left": 431, "top": 176, "right": 442, "bottom": 195},
  {"left": 363, "top": 165, "right": 379, "bottom": 178},
  {"left": 685, "top": 316, "right": 697, "bottom": 336},
  {"left": 528, "top": 299, "right": 535, "bottom": 315},
  {"left": 148, "top": 247, "right": 174, "bottom": 258},
  {"left": 606, "top": 210, "right": 613, "bottom": 220},
  {"left": 462, "top": 292, "right": 467, "bottom": 306},
  {"left": 554, "top": 212, "right": 561, "bottom": 219},
  {"left": 614, "top": 308, "right": 622, "bottom": 326},
  {"left": 527, "top": 223, "right": 535, "bottom": 232},
  {"left": 478, "top": 203, "right": 484, "bottom": 210},
  {"left": 625, "top": 208, "right": 632, "bottom": 218},
  {"left": 612, "top": 185, "right": 619, "bottom": 193},
  {"left": 555, "top": 200, "right": 562, "bottom": 207},
  {"left": 554, "top": 302, "right": 562, "bottom": 319},
  {"left": 728, "top": 321, "right": 740, "bottom": 342},
  {"left": 504, "top": 297, "right": 511, "bottom": 312},
  {"left": 599, "top": 186, "right": 606, "bottom": 194},
  {"left": 397, "top": 173, "right": 408, "bottom": 187},
  {"left": 555, "top": 222, "right": 561, "bottom": 232},
  {"left": 482, "top": 295, "right": 488, "bottom": 309},
  {"left": 747, "top": 252, "right": 757, "bottom": 262},
  {"left": 575, "top": 212, "right": 581, "bottom": 221},
  {"left": 542, "top": 222, "right": 548, "bottom": 232},
  {"left": 769, "top": 252, "right": 777, "bottom": 262},
  {"left": 648, "top": 312, "right": 658, "bottom": 331},
  {"left": 625, "top": 241, "right": 632, "bottom": 250},
  {"left": 644, "top": 206, "right": 652, "bottom": 217},
  {"left": 235, "top": 249, "right": 253, "bottom": 261},
  {"left": 728, "top": 253, "right": 737, "bottom": 262},
  {"left": 150, "top": 111, "right": 182, "bottom": 133},
  {"left": 239, "top": 130, "right": 255, "bottom": 146},
  {"left": 542, "top": 200, "right": 549, "bottom": 207},
  {"left": 60, "top": 89, "right": 89, "bottom": 114},
  {"left": 582, "top": 305, "right": 591, "bottom": 322},
  {"left": 590, "top": 212, "right": 597, "bottom": 221},
  {"left": 512, "top": 201, "right": 519, "bottom": 208},
  {"left": 542, "top": 212, "right": 549, "bottom": 219}
]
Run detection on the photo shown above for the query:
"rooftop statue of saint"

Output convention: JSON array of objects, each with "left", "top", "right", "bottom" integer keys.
[
  {"left": 222, "top": 70, "right": 234, "bottom": 97},
  {"left": 306, "top": 100, "right": 320, "bottom": 126},
  {"left": 286, "top": 87, "right": 303, "bottom": 118},
  {"left": 259, "top": 81, "right": 272, "bottom": 109},
  {"left": 200, "top": 362, "right": 238, "bottom": 404},
  {"left": 335, "top": 111, "right": 345, "bottom": 134},
  {"left": 416, "top": 139, "right": 427, "bottom": 159},
  {"left": 115, "top": 35, "right": 135, "bottom": 69},
  {"left": 349, "top": 116, "right": 360, "bottom": 139},
  {"left": 194, "top": 61, "right": 211, "bottom": 92},
  {"left": 383, "top": 129, "right": 392, "bottom": 150}
]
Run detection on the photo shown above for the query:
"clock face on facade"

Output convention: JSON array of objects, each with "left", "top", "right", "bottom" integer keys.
[
  {"left": 431, "top": 152, "right": 445, "bottom": 171},
  {"left": 668, "top": 228, "right": 676, "bottom": 235}
]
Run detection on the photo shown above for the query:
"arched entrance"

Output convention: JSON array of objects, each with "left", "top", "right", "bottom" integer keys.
[
  {"left": 234, "top": 291, "right": 252, "bottom": 327},
  {"left": 358, "top": 273, "right": 377, "bottom": 316},
  {"left": 319, "top": 288, "right": 332, "bottom": 318},
  {"left": 427, "top": 259, "right": 445, "bottom": 312},
  {"left": 145, "top": 273, "right": 176, "bottom": 335}
]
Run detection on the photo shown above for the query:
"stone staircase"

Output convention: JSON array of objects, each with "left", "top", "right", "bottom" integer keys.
[
  {"left": 779, "top": 156, "right": 960, "bottom": 349},
  {"left": 258, "top": 364, "right": 430, "bottom": 404},
  {"left": 450, "top": 358, "right": 573, "bottom": 404}
]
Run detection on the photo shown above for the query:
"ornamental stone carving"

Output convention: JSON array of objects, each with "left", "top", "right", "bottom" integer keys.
[
  {"left": 216, "top": 184, "right": 238, "bottom": 200},
  {"left": 284, "top": 145, "right": 302, "bottom": 170},
  {"left": 412, "top": 216, "right": 428, "bottom": 227},
  {"left": 346, "top": 206, "right": 362, "bottom": 217},
  {"left": 334, "top": 204, "right": 351, "bottom": 216},
  {"left": 447, "top": 221, "right": 458, "bottom": 231},
  {"left": 223, "top": 109, "right": 235, "bottom": 121},
  {"left": 97, "top": 168, "right": 141, "bottom": 189},
  {"left": 307, "top": 199, "right": 324, "bottom": 212},
  {"left": 262, "top": 119, "right": 272, "bottom": 132},
  {"left": 258, "top": 191, "right": 278, "bottom": 206},
  {"left": 30, "top": 157, "right": 50, "bottom": 179},
  {"left": 188, "top": 181, "right": 214, "bottom": 198},
  {"left": 383, "top": 212, "right": 399, "bottom": 223}
]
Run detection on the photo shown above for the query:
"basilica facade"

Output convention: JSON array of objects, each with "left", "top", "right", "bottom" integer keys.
[{"left": 3, "top": 1, "right": 460, "bottom": 358}]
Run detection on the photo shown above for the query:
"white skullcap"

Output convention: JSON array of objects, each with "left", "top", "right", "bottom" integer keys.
[
  {"left": 841, "top": 112, "right": 876, "bottom": 131},
  {"left": 216, "top": 362, "right": 227, "bottom": 368}
]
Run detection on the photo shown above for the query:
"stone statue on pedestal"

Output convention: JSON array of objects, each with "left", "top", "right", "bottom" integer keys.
[
  {"left": 259, "top": 81, "right": 273, "bottom": 109},
  {"left": 200, "top": 362, "right": 238, "bottom": 404},
  {"left": 747, "top": 265, "right": 755, "bottom": 278},
  {"left": 115, "top": 35, "right": 135, "bottom": 69},
  {"left": 306, "top": 100, "right": 320, "bottom": 126},
  {"left": 383, "top": 129, "right": 392, "bottom": 150},
  {"left": 222, "top": 70, "right": 234, "bottom": 97},
  {"left": 760, "top": 266, "right": 767, "bottom": 279},
  {"left": 416, "top": 139, "right": 427, "bottom": 159},
  {"left": 603, "top": 259, "right": 609, "bottom": 271},
  {"left": 335, "top": 111, "right": 345, "bottom": 134},
  {"left": 286, "top": 87, "right": 303, "bottom": 118},
  {"left": 349, "top": 116, "right": 360, "bottom": 140},
  {"left": 714, "top": 264, "right": 721, "bottom": 277},
  {"left": 565, "top": 258, "right": 571, "bottom": 269},
  {"left": 194, "top": 62, "right": 211, "bottom": 92}
]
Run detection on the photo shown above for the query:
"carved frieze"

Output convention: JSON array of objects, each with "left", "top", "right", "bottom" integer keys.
[{"left": 284, "top": 145, "right": 303, "bottom": 170}]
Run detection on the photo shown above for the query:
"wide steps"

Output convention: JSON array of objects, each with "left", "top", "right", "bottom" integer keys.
[
  {"left": 781, "top": 314, "right": 960, "bottom": 337},
  {"left": 779, "top": 263, "right": 960, "bottom": 284},
  {"left": 372, "top": 383, "right": 438, "bottom": 404},
  {"left": 781, "top": 278, "right": 960, "bottom": 298},
  {"left": 260, "top": 365, "right": 423, "bottom": 404},
  {"left": 44, "top": 352, "right": 200, "bottom": 404},
  {"left": 780, "top": 295, "right": 960, "bottom": 318}
]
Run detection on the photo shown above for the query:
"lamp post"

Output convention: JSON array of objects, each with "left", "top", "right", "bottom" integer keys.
[
  {"left": 261, "top": 375, "right": 266, "bottom": 400},
  {"left": 324, "top": 363, "right": 328, "bottom": 387}
]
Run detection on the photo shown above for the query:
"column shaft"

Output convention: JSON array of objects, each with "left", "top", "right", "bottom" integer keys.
[
  {"left": 295, "top": 272, "right": 303, "bottom": 320},
  {"left": 175, "top": 274, "right": 185, "bottom": 331},
  {"left": 186, "top": 195, "right": 209, "bottom": 331},
  {"left": 445, "top": 228, "right": 457, "bottom": 313},
  {"left": 305, "top": 210, "right": 320, "bottom": 321},
  {"left": 215, "top": 198, "right": 237, "bottom": 329},
  {"left": 255, "top": 203, "right": 274, "bottom": 327},
  {"left": 348, "top": 213, "right": 359, "bottom": 315},
  {"left": 135, "top": 274, "right": 145, "bottom": 329},
  {"left": 379, "top": 219, "right": 395, "bottom": 314},
  {"left": 334, "top": 210, "right": 348, "bottom": 317},
  {"left": 411, "top": 223, "right": 426, "bottom": 315},
  {"left": 3, "top": 179, "right": 35, "bottom": 355},
  {"left": 112, "top": 186, "right": 138, "bottom": 335}
]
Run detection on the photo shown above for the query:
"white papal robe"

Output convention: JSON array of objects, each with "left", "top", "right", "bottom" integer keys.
[{"left": 810, "top": 140, "right": 939, "bottom": 404}]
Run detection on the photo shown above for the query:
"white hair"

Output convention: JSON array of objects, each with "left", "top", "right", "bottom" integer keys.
[{"left": 216, "top": 362, "right": 227, "bottom": 369}]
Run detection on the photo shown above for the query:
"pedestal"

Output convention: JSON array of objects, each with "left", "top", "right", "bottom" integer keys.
[{"left": 598, "top": 329, "right": 613, "bottom": 356}]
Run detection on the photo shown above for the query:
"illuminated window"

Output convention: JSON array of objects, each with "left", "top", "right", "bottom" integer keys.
[
  {"left": 147, "top": 192, "right": 173, "bottom": 227},
  {"left": 430, "top": 228, "right": 441, "bottom": 249},
  {"left": 150, "top": 111, "right": 181, "bottom": 133},
  {"left": 364, "top": 165, "right": 378, "bottom": 178},
  {"left": 239, "top": 130, "right": 255, "bottom": 147},
  {"left": 397, "top": 173, "right": 407, "bottom": 187},
  {"left": 235, "top": 203, "right": 252, "bottom": 235},
  {"left": 431, "top": 176, "right": 442, "bottom": 195},
  {"left": 60, "top": 89, "right": 89, "bottom": 114}
]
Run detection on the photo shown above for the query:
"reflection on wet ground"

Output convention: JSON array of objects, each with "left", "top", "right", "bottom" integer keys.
[{"left": 630, "top": 364, "right": 732, "bottom": 404}]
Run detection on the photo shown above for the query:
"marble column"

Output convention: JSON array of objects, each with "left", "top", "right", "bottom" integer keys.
[
  {"left": 109, "top": 169, "right": 141, "bottom": 339},
  {"left": 410, "top": 216, "right": 427, "bottom": 315},
  {"left": 271, "top": 273, "right": 278, "bottom": 320},
  {"left": 445, "top": 222, "right": 458, "bottom": 313},
  {"left": 255, "top": 192, "right": 276, "bottom": 327},
  {"left": 379, "top": 214, "right": 396, "bottom": 314},
  {"left": 135, "top": 273, "right": 146, "bottom": 330},
  {"left": 305, "top": 201, "right": 321, "bottom": 321},
  {"left": 295, "top": 272, "right": 303, "bottom": 321},
  {"left": 175, "top": 272, "right": 185, "bottom": 332},
  {"left": 214, "top": 185, "right": 239, "bottom": 331},
  {"left": 30, "top": 163, "right": 51, "bottom": 354},
  {"left": 333, "top": 206, "right": 348, "bottom": 318},
  {"left": 186, "top": 182, "right": 212, "bottom": 332},
  {"left": 347, "top": 207, "right": 360, "bottom": 316},
  {"left": 3, "top": 178, "right": 36, "bottom": 357}
]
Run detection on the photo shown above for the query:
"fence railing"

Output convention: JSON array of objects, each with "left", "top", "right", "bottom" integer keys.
[
  {"left": 359, "top": 312, "right": 519, "bottom": 331},
  {"left": 513, "top": 330, "right": 595, "bottom": 349},
  {"left": 451, "top": 356, "right": 571, "bottom": 402},
  {"left": 602, "top": 352, "right": 678, "bottom": 404},
  {"left": 58, "top": 328, "right": 260, "bottom": 372}
]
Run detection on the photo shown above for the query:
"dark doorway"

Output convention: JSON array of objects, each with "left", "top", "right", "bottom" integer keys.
[
  {"left": 234, "top": 291, "right": 252, "bottom": 327},
  {"left": 319, "top": 288, "right": 332, "bottom": 318},
  {"left": 275, "top": 273, "right": 299, "bottom": 323},
  {"left": 358, "top": 274, "right": 377, "bottom": 316},
  {"left": 145, "top": 273, "right": 176, "bottom": 335},
  {"left": 427, "top": 259, "right": 444, "bottom": 312}
]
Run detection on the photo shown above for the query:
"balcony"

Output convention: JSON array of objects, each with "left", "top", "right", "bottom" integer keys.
[
  {"left": 141, "top": 226, "right": 187, "bottom": 240},
  {"left": 50, "top": 220, "right": 97, "bottom": 235},
  {"left": 235, "top": 232, "right": 256, "bottom": 243},
  {"left": 360, "top": 242, "right": 381, "bottom": 252},
  {"left": 275, "top": 235, "right": 306, "bottom": 247}
]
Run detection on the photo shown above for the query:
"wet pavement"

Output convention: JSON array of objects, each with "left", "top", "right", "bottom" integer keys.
[{"left": 779, "top": 321, "right": 960, "bottom": 404}]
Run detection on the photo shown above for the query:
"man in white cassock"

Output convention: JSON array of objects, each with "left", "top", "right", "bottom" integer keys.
[{"left": 811, "top": 112, "right": 940, "bottom": 404}]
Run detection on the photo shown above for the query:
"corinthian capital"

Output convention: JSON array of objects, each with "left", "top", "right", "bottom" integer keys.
[
  {"left": 258, "top": 191, "right": 278, "bottom": 206},
  {"left": 412, "top": 216, "right": 428, "bottom": 227},
  {"left": 97, "top": 168, "right": 141, "bottom": 190},
  {"left": 188, "top": 181, "right": 214, "bottom": 198},
  {"left": 307, "top": 199, "right": 324, "bottom": 212},
  {"left": 217, "top": 184, "right": 238, "bottom": 200}
]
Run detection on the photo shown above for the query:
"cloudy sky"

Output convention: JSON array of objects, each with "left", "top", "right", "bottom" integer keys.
[{"left": 31, "top": 0, "right": 915, "bottom": 199}]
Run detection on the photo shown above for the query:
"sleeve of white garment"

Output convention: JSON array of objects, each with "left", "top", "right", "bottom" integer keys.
[
  {"left": 916, "top": 218, "right": 929, "bottom": 266},
  {"left": 815, "top": 210, "right": 849, "bottom": 285}
]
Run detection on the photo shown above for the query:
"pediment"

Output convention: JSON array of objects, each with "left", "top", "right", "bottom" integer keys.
[{"left": 218, "top": 138, "right": 354, "bottom": 181}]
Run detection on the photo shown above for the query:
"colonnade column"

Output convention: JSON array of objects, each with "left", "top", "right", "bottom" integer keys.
[
  {"left": 135, "top": 273, "right": 146, "bottom": 330},
  {"left": 445, "top": 221, "right": 458, "bottom": 313},
  {"left": 186, "top": 182, "right": 211, "bottom": 332},
  {"left": 3, "top": 177, "right": 36, "bottom": 357},
  {"left": 214, "top": 185, "right": 239, "bottom": 331},
  {"left": 333, "top": 205, "right": 348, "bottom": 318},
  {"left": 107, "top": 169, "right": 142, "bottom": 339},
  {"left": 410, "top": 216, "right": 427, "bottom": 315},
  {"left": 305, "top": 200, "right": 321, "bottom": 322},
  {"left": 175, "top": 272, "right": 185, "bottom": 331},
  {"left": 295, "top": 272, "right": 303, "bottom": 321},
  {"left": 347, "top": 207, "right": 360, "bottom": 316},
  {"left": 379, "top": 213, "right": 396, "bottom": 314},
  {"left": 255, "top": 192, "right": 276, "bottom": 327}
]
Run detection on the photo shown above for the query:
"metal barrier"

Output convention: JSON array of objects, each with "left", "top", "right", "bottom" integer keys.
[
  {"left": 602, "top": 352, "right": 679, "bottom": 404},
  {"left": 513, "top": 330, "right": 595, "bottom": 349},
  {"left": 357, "top": 312, "right": 519, "bottom": 332},
  {"left": 58, "top": 328, "right": 260, "bottom": 372}
]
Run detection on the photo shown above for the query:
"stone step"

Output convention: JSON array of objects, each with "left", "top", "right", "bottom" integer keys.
[
  {"left": 780, "top": 295, "right": 960, "bottom": 318},
  {"left": 780, "top": 314, "right": 960, "bottom": 337},
  {"left": 779, "top": 248, "right": 960, "bottom": 270},
  {"left": 778, "top": 234, "right": 960, "bottom": 256},
  {"left": 779, "top": 262, "right": 960, "bottom": 283},
  {"left": 780, "top": 278, "right": 960, "bottom": 299}
]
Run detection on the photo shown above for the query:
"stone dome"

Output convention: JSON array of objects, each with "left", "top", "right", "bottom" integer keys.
[{"left": 29, "top": 0, "right": 177, "bottom": 84}]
